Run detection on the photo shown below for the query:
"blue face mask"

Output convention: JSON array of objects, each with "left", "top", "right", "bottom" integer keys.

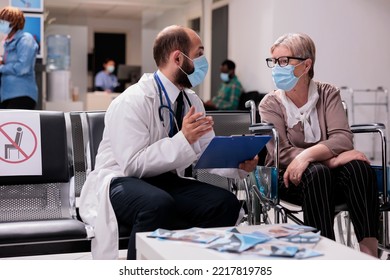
[
  {"left": 180, "top": 53, "right": 209, "bottom": 87},
  {"left": 220, "top": 72, "right": 230, "bottom": 82},
  {"left": 0, "top": 20, "right": 11, "bottom": 35},
  {"left": 272, "top": 62, "right": 304, "bottom": 91},
  {"left": 107, "top": 65, "right": 115, "bottom": 73}
]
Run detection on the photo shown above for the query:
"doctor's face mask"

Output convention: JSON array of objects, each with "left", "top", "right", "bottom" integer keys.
[
  {"left": 175, "top": 55, "right": 194, "bottom": 88},
  {"left": 178, "top": 52, "right": 209, "bottom": 88}
]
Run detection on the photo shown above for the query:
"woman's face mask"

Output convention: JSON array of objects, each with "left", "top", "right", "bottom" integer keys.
[
  {"left": 272, "top": 61, "right": 305, "bottom": 91},
  {"left": 0, "top": 20, "right": 11, "bottom": 35},
  {"left": 179, "top": 52, "right": 209, "bottom": 88},
  {"left": 106, "top": 65, "right": 115, "bottom": 73}
]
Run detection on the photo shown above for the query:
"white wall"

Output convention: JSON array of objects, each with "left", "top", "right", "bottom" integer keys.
[
  {"left": 229, "top": 0, "right": 274, "bottom": 93},
  {"left": 229, "top": 0, "right": 390, "bottom": 94}
]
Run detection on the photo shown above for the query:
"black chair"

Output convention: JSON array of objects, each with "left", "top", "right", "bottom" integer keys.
[
  {"left": 81, "top": 111, "right": 131, "bottom": 247},
  {"left": 194, "top": 110, "right": 253, "bottom": 190},
  {"left": 237, "top": 91, "right": 266, "bottom": 123},
  {"left": 69, "top": 112, "right": 88, "bottom": 198},
  {"left": 0, "top": 110, "right": 90, "bottom": 258}
]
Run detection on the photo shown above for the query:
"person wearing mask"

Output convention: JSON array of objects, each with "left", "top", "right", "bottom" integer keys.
[
  {"left": 0, "top": 6, "right": 38, "bottom": 109},
  {"left": 204, "top": 59, "right": 243, "bottom": 110},
  {"left": 79, "top": 25, "right": 258, "bottom": 260},
  {"left": 94, "top": 58, "right": 119, "bottom": 92},
  {"left": 259, "top": 33, "right": 379, "bottom": 257}
]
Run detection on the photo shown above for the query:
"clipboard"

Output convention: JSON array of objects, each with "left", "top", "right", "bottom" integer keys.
[{"left": 194, "top": 135, "right": 271, "bottom": 169}]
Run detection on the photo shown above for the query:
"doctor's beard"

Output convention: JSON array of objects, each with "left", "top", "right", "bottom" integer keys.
[{"left": 174, "top": 58, "right": 194, "bottom": 88}]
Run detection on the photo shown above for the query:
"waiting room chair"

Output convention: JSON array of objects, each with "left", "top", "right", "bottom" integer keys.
[
  {"left": 69, "top": 112, "right": 88, "bottom": 198},
  {"left": 0, "top": 110, "right": 91, "bottom": 258},
  {"left": 237, "top": 91, "right": 266, "bottom": 123},
  {"left": 78, "top": 111, "right": 132, "bottom": 248},
  {"left": 193, "top": 110, "right": 253, "bottom": 191}
]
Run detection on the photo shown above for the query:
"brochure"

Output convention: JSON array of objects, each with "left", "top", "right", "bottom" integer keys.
[
  {"left": 207, "top": 232, "right": 272, "bottom": 253},
  {"left": 148, "top": 228, "right": 224, "bottom": 244},
  {"left": 147, "top": 224, "right": 323, "bottom": 259},
  {"left": 243, "top": 241, "right": 323, "bottom": 259},
  {"left": 258, "top": 224, "right": 317, "bottom": 239}
]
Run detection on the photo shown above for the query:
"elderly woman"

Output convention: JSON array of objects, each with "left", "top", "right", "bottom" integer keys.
[
  {"left": 0, "top": 6, "right": 38, "bottom": 109},
  {"left": 259, "top": 33, "right": 379, "bottom": 257}
]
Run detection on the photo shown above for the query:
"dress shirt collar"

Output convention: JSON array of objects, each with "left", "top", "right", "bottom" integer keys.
[{"left": 156, "top": 70, "right": 182, "bottom": 104}]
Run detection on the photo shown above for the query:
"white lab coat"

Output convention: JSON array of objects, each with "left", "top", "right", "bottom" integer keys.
[{"left": 79, "top": 73, "right": 246, "bottom": 259}]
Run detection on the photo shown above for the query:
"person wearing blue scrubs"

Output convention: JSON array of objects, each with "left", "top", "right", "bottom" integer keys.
[{"left": 94, "top": 58, "right": 119, "bottom": 92}]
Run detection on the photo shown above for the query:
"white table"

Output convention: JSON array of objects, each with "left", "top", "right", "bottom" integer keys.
[{"left": 136, "top": 225, "right": 376, "bottom": 260}]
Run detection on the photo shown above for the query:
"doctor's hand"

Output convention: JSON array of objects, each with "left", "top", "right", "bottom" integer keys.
[
  {"left": 239, "top": 155, "right": 259, "bottom": 172},
  {"left": 181, "top": 106, "right": 214, "bottom": 144}
]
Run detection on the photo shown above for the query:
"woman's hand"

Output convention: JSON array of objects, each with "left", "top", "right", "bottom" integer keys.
[
  {"left": 239, "top": 155, "right": 259, "bottom": 172},
  {"left": 324, "top": 150, "right": 370, "bottom": 169},
  {"left": 283, "top": 156, "right": 310, "bottom": 187}
]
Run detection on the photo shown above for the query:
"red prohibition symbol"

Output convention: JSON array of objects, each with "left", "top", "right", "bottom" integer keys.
[{"left": 0, "top": 121, "right": 38, "bottom": 164}]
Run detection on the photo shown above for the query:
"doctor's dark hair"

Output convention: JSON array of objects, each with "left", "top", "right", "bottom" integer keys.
[
  {"left": 153, "top": 26, "right": 191, "bottom": 67},
  {"left": 271, "top": 33, "right": 316, "bottom": 79},
  {"left": 0, "top": 6, "right": 25, "bottom": 33}
]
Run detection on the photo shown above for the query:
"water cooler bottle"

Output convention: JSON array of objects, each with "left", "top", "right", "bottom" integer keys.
[{"left": 46, "top": 34, "right": 71, "bottom": 101}]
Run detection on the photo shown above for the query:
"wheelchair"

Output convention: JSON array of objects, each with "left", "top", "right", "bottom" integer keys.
[{"left": 242, "top": 100, "right": 390, "bottom": 258}]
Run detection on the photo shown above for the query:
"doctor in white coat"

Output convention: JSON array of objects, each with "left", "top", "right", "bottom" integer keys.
[{"left": 79, "top": 25, "right": 258, "bottom": 259}]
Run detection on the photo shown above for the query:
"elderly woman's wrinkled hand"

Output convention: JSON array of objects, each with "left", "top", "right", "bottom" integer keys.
[
  {"left": 283, "top": 157, "right": 310, "bottom": 187},
  {"left": 327, "top": 150, "right": 370, "bottom": 169}
]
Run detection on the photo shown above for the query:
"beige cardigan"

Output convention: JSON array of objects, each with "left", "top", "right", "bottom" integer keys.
[{"left": 259, "top": 81, "right": 353, "bottom": 168}]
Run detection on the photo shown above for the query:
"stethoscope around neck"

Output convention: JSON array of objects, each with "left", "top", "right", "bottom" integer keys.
[{"left": 154, "top": 72, "right": 192, "bottom": 137}]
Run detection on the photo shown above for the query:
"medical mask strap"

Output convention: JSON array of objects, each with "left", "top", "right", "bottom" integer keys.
[
  {"left": 294, "top": 60, "right": 306, "bottom": 79},
  {"left": 177, "top": 52, "right": 192, "bottom": 76}
]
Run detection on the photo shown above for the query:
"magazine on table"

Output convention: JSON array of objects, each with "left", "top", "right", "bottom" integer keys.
[
  {"left": 148, "top": 228, "right": 225, "bottom": 244},
  {"left": 257, "top": 224, "right": 318, "bottom": 239},
  {"left": 148, "top": 225, "right": 323, "bottom": 258},
  {"left": 207, "top": 231, "right": 272, "bottom": 253},
  {"left": 242, "top": 238, "right": 323, "bottom": 259}
]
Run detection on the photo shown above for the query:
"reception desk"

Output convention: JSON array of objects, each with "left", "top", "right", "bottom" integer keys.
[{"left": 85, "top": 92, "right": 120, "bottom": 111}]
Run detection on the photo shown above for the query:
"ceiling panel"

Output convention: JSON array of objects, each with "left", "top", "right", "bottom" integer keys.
[{"left": 45, "top": 0, "right": 196, "bottom": 20}]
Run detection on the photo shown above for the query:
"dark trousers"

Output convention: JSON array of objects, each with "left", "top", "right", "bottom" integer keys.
[
  {"left": 109, "top": 172, "right": 240, "bottom": 259},
  {"left": 0, "top": 96, "right": 36, "bottom": 109},
  {"left": 279, "top": 160, "right": 379, "bottom": 241}
]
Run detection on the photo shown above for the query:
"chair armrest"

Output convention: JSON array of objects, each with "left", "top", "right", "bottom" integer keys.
[
  {"left": 350, "top": 123, "right": 386, "bottom": 133},
  {"left": 249, "top": 123, "right": 275, "bottom": 134}
]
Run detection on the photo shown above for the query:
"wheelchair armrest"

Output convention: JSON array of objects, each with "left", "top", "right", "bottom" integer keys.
[
  {"left": 380, "top": 201, "right": 390, "bottom": 212},
  {"left": 350, "top": 123, "right": 386, "bottom": 133},
  {"left": 249, "top": 123, "right": 275, "bottom": 134}
]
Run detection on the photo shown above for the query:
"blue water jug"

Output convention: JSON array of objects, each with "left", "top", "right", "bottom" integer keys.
[{"left": 46, "top": 34, "right": 71, "bottom": 71}]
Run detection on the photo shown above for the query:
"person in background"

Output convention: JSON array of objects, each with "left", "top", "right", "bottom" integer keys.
[
  {"left": 79, "top": 25, "right": 258, "bottom": 260},
  {"left": 0, "top": 6, "right": 38, "bottom": 109},
  {"left": 204, "top": 59, "right": 243, "bottom": 110},
  {"left": 259, "top": 33, "right": 379, "bottom": 257},
  {"left": 94, "top": 58, "right": 119, "bottom": 92}
]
